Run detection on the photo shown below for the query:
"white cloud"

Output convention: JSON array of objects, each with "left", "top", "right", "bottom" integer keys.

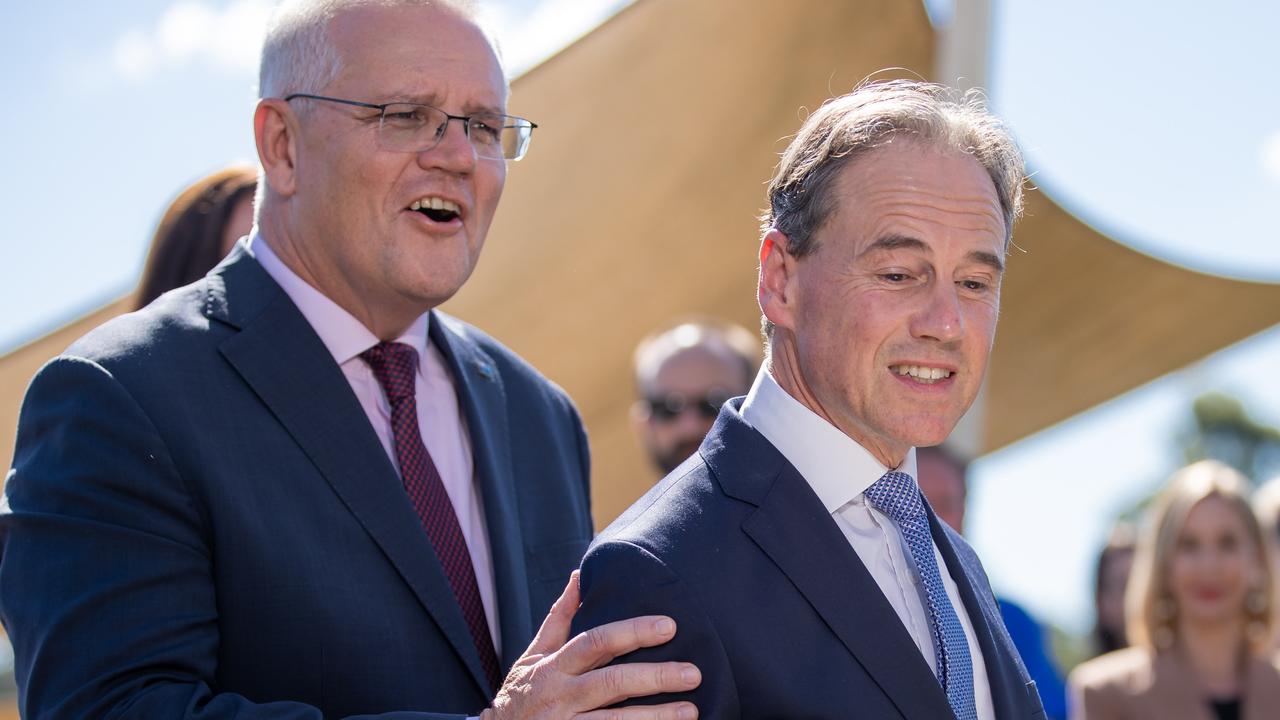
[
  {"left": 112, "top": 30, "right": 156, "bottom": 82},
  {"left": 108, "top": 0, "right": 628, "bottom": 84},
  {"left": 1263, "top": 130, "right": 1280, "bottom": 185},
  {"left": 110, "top": 0, "right": 272, "bottom": 82}
]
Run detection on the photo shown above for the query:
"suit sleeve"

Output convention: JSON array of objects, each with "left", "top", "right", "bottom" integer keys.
[
  {"left": 569, "top": 403, "right": 593, "bottom": 538},
  {"left": 572, "top": 539, "right": 739, "bottom": 718},
  {"left": 0, "top": 357, "right": 468, "bottom": 720}
]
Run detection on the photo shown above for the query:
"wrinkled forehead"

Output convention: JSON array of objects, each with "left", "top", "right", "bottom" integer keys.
[
  {"left": 838, "top": 141, "right": 1008, "bottom": 249},
  {"left": 327, "top": 3, "right": 507, "bottom": 103}
]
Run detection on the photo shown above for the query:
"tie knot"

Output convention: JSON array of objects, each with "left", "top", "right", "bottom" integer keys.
[
  {"left": 862, "top": 470, "right": 926, "bottom": 524},
  {"left": 361, "top": 342, "right": 419, "bottom": 402}
]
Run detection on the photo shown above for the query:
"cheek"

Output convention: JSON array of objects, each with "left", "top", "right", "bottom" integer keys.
[
  {"left": 1170, "top": 557, "right": 1191, "bottom": 588},
  {"left": 1222, "top": 552, "right": 1251, "bottom": 581},
  {"left": 475, "top": 165, "right": 506, "bottom": 217},
  {"left": 968, "top": 303, "right": 1000, "bottom": 342}
]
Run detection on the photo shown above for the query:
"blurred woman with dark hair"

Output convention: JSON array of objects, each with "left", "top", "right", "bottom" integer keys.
[
  {"left": 135, "top": 165, "right": 257, "bottom": 309},
  {"left": 1091, "top": 522, "right": 1137, "bottom": 657},
  {"left": 1069, "top": 461, "right": 1280, "bottom": 720}
]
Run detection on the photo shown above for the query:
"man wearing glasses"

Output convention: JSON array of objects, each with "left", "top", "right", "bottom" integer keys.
[
  {"left": 0, "top": 1, "right": 698, "bottom": 718},
  {"left": 631, "top": 320, "right": 760, "bottom": 477}
]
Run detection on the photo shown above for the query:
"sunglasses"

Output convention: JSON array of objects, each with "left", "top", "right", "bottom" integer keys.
[{"left": 645, "top": 391, "right": 732, "bottom": 422}]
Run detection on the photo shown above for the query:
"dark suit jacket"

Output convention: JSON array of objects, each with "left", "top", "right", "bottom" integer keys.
[
  {"left": 0, "top": 246, "right": 593, "bottom": 719},
  {"left": 573, "top": 401, "right": 1045, "bottom": 719}
]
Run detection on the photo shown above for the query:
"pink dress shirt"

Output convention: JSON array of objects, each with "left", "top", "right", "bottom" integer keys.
[{"left": 248, "top": 234, "right": 500, "bottom": 649}]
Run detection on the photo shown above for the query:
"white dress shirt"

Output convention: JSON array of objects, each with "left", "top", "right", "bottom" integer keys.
[
  {"left": 740, "top": 367, "right": 994, "bottom": 720},
  {"left": 249, "top": 234, "right": 500, "bottom": 649}
]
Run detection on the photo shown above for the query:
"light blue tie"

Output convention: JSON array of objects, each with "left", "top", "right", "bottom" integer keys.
[{"left": 863, "top": 470, "right": 977, "bottom": 720}]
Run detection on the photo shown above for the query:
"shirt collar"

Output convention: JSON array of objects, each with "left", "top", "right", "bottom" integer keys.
[
  {"left": 739, "top": 365, "right": 917, "bottom": 513},
  {"left": 248, "top": 232, "right": 430, "bottom": 364}
]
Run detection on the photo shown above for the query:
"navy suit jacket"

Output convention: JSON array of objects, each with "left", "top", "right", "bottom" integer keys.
[
  {"left": 573, "top": 401, "right": 1045, "bottom": 719},
  {"left": 0, "top": 246, "right": 593, "bottom": 718}
]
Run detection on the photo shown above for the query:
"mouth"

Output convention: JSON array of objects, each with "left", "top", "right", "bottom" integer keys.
[
  {"left": 408, "top": 196, "right": 463, "bottom": 224},
  {"left": 1191, "top": 586, "right": 1225, "bottom": 602},
  {"left": 888, "top": 364, "right": 955, "bottom": 385}
]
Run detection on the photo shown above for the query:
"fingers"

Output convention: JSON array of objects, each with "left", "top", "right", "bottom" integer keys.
[
  {"left": 558, "top": 615, "right": 679, "bottom": 675},
  {"left": 577, "top": 662, "right": 701, "bottom": 709},
  {"left": 524, "top": 570, "right": 582, "bottom": 657},
  {"left": 576, "top": 701, "right": 698, "bottom": 720}
]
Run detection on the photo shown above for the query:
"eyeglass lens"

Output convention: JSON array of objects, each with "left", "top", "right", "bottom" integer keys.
[{"left": 379, "top": 103, "right": 532, "bottom": 160}]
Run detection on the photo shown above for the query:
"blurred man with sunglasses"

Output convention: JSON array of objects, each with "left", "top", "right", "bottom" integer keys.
[
  {"left": 631, "top": 320, "right": 760, "bottom": 476},
  {"left": 0, "top": 1, "right": 699, "bottom": 718}
]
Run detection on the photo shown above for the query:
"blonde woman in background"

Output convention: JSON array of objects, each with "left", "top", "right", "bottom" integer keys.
[{"left": 1069, "top": 460, "right": 1280, "bottom": 720}]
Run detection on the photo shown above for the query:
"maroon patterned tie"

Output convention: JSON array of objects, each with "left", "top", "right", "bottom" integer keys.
[{"left": 361, "top": 341, "right": 501, "bottom": 691}]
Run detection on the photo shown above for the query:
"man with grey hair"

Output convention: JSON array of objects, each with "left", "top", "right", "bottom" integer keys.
[
  {"left": 572, "top": 80, "right": 1046, "bottom": 718},
  {"left": 631, "top": 319, "right": 760, "bottom": 476},
  {"left": 0, "top": 1, "right": 698, "bottom": 718}
]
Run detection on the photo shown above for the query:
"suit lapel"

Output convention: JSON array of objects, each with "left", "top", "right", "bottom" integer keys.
[
  {"left": 430, "top": 313, "right": 532, "bottom": 672},
  {"left": 706, "top": 408, "right": 954, "bottom": 720},
  {"left": 207, "top": 251, "right": 492, "bottom": 697},
  {"left": 929, "top": 509, "right": 1029, "bottom": 717}
]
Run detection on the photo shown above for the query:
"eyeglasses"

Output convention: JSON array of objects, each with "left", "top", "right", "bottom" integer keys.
[
  {"left": 645, "top": 391, "right": 732, "bottom": 422},
  {"left": 284, "top": 93, "right": 538, "bottom": 161}
]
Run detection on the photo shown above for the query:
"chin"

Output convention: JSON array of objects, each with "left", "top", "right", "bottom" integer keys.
[{"left": 896, "top": 420, "right": 958, "bottom": 449}]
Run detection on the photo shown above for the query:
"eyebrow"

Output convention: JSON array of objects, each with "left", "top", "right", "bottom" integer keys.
[
  {"left": 382, "top": 88, "right": 505, "bottom": 115},
  {"left": 860, "top": 233, "right": 1005, "bottom": 273}
]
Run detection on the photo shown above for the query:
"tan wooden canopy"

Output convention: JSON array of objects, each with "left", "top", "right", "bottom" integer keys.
[{"left": 4, "top": 0, "right": 1280, "bottom": 531}]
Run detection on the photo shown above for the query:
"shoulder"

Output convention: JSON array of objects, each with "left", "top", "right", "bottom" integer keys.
[
  {"left": 1244, "top": 652, "right": 1280, "bottom": 704},
  {"left": 595, "top": 455, "right": 719, "bottom": 548},
  {"left": 21, "top": 282, "right": 229, "bottom": 412},
  {"left": 62, "top": 282, "right": 216, "bottom": 370},
  {"left": 1068, "top": 647, "right": 1157, "bottom": 699}
]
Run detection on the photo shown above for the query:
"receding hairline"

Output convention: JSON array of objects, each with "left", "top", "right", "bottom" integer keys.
[
  {"left": 259, "top": 0, "right": 506, "bottom": 100},
  {"left": 633, "top": 321, "right": 761, "bottom": 393}
]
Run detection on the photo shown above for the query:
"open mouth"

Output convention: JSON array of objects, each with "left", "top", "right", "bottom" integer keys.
[
  {"left": 409, "top": 196, "right": 462, "bottom": 223},
  {"left": 889, "top": 364, "right": 955, "bottom": 385}
]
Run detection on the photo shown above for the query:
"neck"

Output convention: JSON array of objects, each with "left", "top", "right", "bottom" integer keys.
[
  {"left": 258, "top": 211, "right": 420, "bottom": 341},
  {"left": 1176, "top": 618, "right": 1248, "bottom": 698},
  {"left": 767, "top": 333, "right": 907, "bottom": 468}
]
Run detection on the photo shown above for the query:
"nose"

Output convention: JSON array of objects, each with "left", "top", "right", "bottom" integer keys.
[
  {"left": 910, "top": 279, "right": 964, "bottom": 343},
  {"left": 418, "top": 116, "right": 476, "bottom": 172},
  {"left": 672, "top": 406, "right": 714, "bottom": 439}
]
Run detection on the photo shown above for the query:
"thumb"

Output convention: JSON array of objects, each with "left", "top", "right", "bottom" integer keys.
[{"left": 523, "top": 569, "right": 581, "bottom": 657}]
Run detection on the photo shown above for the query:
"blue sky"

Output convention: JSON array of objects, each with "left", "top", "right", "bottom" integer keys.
[
  {"left": 972, "top": 0, "right": 1280, "bottom": 632},
  {"left": 2, "top": 0, "right": 1278, "bottom": 637}
]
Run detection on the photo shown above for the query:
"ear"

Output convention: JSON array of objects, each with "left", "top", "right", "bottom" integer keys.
[
  {"left": 254, "top": 98, "right": 300, "bottom": 198},
  {"left": 758, "top": 228, "right": 800, "bottom": 333}
]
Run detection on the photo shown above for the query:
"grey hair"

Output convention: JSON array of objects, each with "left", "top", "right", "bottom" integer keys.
[
  {"left": 758, "top": 78, "right": 1025, "bottom": 338},
  {"left": 632, "top": 317, "right": 762, "bottom": 396},
  {"left": 258, "top": 0, "right": 492, "bottom": 100}
]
